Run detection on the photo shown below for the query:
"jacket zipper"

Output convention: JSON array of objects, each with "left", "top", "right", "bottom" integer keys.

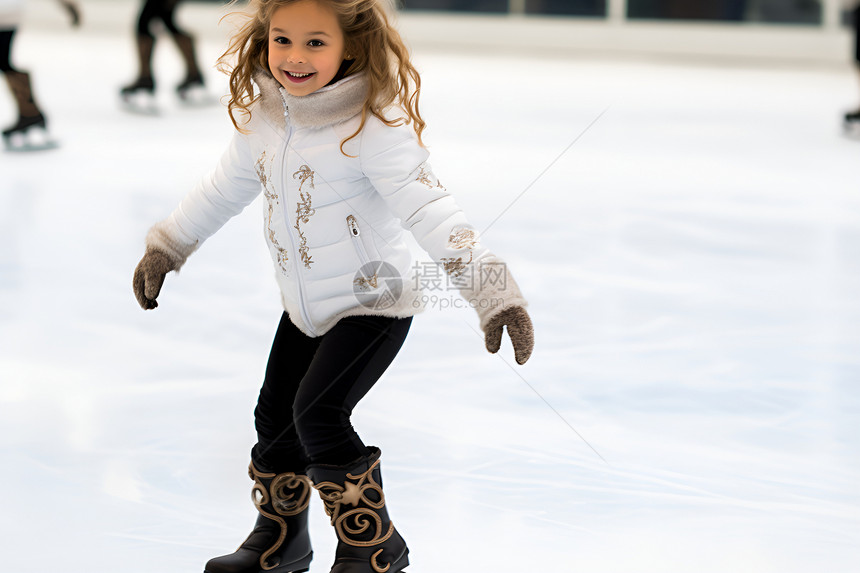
[
  {"left": 346, "top": 214, "right": 371, "bottom": 266},
  {"left": 278, "top": 96, "right": 317, "bottom": 336}
]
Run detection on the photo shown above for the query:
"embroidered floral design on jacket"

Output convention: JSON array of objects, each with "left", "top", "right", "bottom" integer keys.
[
  {"left": 441, "top": 255, "right": 471, "bottom": 278},
  {"left": 255, "top": 151, "right": 289, "bottom": 273},
  {"left": 353, "top": 274, "right": 379, "bottom": 291},
  {"left": 416, "top": 163, "right": 446, "bottom": 191},
  {"left": 440, "top": 227, "right": 477, "bottom": 278},
  {"left": 293, "top": 165, "right": 316, "bottom": 269},
  {"left": 447, "top": 227, "right": 477, "bottom": 250}
]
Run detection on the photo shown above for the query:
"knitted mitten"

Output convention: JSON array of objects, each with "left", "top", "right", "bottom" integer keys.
[
  {"left": 132, "top": 220, "right": 198, "bottom": 309},
  {"left": 456, "top": 254, "right": 534, "bottom": 364}
]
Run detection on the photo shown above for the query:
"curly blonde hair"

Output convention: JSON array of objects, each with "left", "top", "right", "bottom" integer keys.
[{"left": 218, "top": 0, "right": 425, "bottom": 153}]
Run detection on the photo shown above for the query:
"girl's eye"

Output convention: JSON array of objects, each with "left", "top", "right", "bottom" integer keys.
[
  {"left": 308, "top": 39, "right": 325, "bottom": 47},
  {"left": 273, "top": 36, "right": 290, "bottom": 45}
]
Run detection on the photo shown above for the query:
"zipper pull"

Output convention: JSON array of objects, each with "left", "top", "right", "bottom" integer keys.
[
  {"left": 279, "top": 87, "right": 289, "bottom": 118},
  {"left": 347, "top": 215, "right": 360, "bottom": 236}
]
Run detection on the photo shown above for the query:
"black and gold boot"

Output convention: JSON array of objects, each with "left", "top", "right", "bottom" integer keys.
[
  {"left": 307, "top": 447, "right": 409, "bottom": 573},
  {"left": 204, "top": 462, "right": 313, "bottom": 573}
]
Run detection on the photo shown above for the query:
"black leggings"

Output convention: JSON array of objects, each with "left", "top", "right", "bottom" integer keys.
[
  {"left": 136, "top": 0, "right": 186, "bottom": 38},
  {"left": 0, "top": 29, "right": 16, "bottom": 73},
  {"left": 252, "top": 313, "right": 412, "bottom": 472}
]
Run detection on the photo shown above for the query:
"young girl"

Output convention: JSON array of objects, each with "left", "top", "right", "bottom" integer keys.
[{"left": 132, "top": 1, "right": 534, "bottom": 572}]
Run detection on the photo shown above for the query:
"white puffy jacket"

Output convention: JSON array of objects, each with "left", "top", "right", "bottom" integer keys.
[{"left": 148, "top": 71, "right": 526, "bottom": 337}]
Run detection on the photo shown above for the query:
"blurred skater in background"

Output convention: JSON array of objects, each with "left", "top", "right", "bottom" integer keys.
[
  {"left": 845, "top": 0, "right": 860, "bottom": 127},
  {"left": 1, "top": 0, "right": 80, "bottom": 151},
  {"left": 120, "top": 0, "right": 207, "bottom": 112}
]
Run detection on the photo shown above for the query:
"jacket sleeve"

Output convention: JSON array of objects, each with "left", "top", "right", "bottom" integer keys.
[
  {"left": 145, "top": 130, "right": 262, "bottom": 267},
  {"left": 359, "top": 119, "right": 489, "bottom": 268},
  {"left": 359, "top": 119, "right": 527, "bottom": 329}
]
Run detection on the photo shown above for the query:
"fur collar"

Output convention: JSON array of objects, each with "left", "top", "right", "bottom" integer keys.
[{"left": 254, "top": 70, "right": 368, "bottom": 131}]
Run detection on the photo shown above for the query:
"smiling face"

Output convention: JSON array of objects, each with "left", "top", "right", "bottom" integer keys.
[{"left": 267, "top": 0, "right": 347, "bottom": 97}]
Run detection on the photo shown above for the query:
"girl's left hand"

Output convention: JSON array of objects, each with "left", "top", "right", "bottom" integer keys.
[{"left": 484, "top": 305, "right": 534, "bottom": 365}]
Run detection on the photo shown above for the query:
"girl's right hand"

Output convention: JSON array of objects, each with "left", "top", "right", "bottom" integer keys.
[{"left": 133, "top": 249, "right": 175, "bottom": 310}]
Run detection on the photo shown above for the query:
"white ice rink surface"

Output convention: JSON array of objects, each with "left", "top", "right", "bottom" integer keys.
[{"left": 2, "top": 3, "right": 860, "bottom": 572}]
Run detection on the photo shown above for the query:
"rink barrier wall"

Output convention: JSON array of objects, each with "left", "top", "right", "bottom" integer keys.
[{"left": 20, "top": 0, "right": 855, "bottom": 65}]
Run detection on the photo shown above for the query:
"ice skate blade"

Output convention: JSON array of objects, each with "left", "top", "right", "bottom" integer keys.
[
  {"left": 3, "top": 140, "right": 60, "bottom": 152},
  {"left": 177, "top": 85, "right": 218, "bottom": 108},
  {"left": 120, "top": 92, "right": 159, "bottom": 116},
  {"left": 120, "top": 101, "right": 160, "bottom": 116},
  {"left": 842, "top": 120, "right": 860, "bottom": 140},
  {"left": 3, "top": 128, "right": 59, "bottom": 152}
]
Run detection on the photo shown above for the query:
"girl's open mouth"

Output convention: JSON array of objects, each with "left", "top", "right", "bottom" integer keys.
[{"left": 285, "top": 70, "right": 316, "bottom": 83}]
